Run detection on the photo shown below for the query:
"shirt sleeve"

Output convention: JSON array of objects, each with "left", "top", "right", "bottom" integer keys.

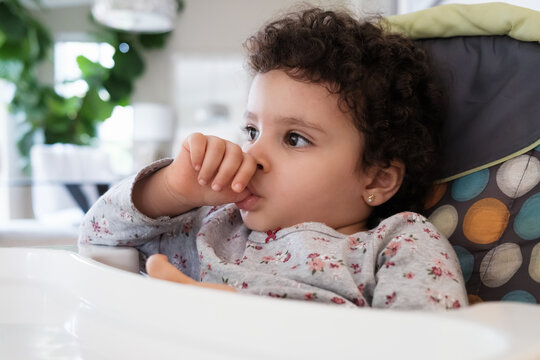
[
  {"left": 78, "top": 159, "right": 208, "bottom": 277},
  {"left": 371, "top": 213, "right": 468, "bottom": 310}
]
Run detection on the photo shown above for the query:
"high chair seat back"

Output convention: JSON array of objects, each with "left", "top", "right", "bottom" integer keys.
[{"left": 389, "top": 3, "right": 540, "bottom": 304}]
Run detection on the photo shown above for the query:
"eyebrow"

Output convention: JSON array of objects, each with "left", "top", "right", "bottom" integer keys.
[{"left": 243, "top": 111, "right": 326, "bottom": 133}]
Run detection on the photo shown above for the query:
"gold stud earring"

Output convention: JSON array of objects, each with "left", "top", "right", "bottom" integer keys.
[{"left": 367, "top": 194, "right": 375, "bottom": 203}]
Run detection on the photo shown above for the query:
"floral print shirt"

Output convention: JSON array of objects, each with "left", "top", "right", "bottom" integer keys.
[{"left": 79, "top": 159, "right": 468, "bottom": 310}]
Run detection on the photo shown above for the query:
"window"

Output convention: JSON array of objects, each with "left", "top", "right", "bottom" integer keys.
[
  {"left": 172, "top": 55, "right": 249, "bottom": 150},
  {"left": 54, "top": 41, "right": 114, "bottom": 97},
  {"left": 54, "top": 40, "right": 133, "bottom": 175}
]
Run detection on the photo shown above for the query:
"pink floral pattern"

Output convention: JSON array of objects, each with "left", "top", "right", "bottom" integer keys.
[
  {"left": 226, "top": 234, "right": 240, "bottom": 242},
  {"left": 348, "top": 236, "right": 367, "bottom": 252},
  {"left": 425, "top": 288, "right": 462, "bottom": 309},
  {"left": 181, "top": 221, "right": 192, "bottom": 236},
  {"left": 313, "top": 236, "right": 330, "bottom": 243},
  {"left": 423, "top": 227, "right": 441, "bottom": 240},
  {"left": 274, "top": 251, "right": 291, "bottom": 263},
  {"left": 268, "top": 292, "right": 287, "bottom": 299},
  {"left": 427, "top": 257, "right": 459, "bottom": 282},
  {"left": 264, "top": 227, "right": 281, "bottom": 243},
  {"left": 375, "top": 224, "right": 387, "bottom": 240},
  {"left": 172, "top": 254, "right": 187, "bottom": 269},
  {"left": 331, "top": 297, "right": 346, "bottom": 304},
  {"left": 119, "top": 208, "right": 133, "bottom": 222},
  {"left": 401, "top": 212, "right": 426, "bottom": 225},
  {"left": 304, "top": 253, "right": 344, "bottom": 275},
  {"left": 80, "top": 170, "right": 467, "bottom": 310},
  {"left": 226, "top": 207, "right": 237, "bottom": 225},
  {"left": 403, "top": 272, "right": 415, "bottom": 279},
  {"left": 385, "top": 292, "right": 397, "bottom": 306},
  {"left": 307, "top": 256, "right": 325, "bottom": 274},
  {"left": 383, "top": 239, "right": 402, "bottom": 257},
  {"left": 260, "top": 255, "right": 276, "bottom": 264},
  {"left": 90, "top": 216, "right": 112, "bottom": 236},
  {"left": 350, "top": 263, "right": 362, "bottom": 274}
]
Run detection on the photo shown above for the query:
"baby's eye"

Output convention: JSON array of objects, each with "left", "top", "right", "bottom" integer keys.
[
  {"left": 242, "top": 125, "right": 259, "bottom": 141},
  {"left": 285, "top": 132, "right": 311, "bottom": 147}
]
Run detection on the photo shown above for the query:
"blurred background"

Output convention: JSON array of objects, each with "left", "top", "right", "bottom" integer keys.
[{"left": 0, "top": 0, "right": 537, "bottom": 243}]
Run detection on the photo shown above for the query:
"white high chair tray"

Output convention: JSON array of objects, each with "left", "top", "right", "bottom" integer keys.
[{"left": 1, "top": 247, "right": 539, "bottom": 360}]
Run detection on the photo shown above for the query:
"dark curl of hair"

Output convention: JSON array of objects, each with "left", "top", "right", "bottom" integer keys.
[{"left": 244, "top": 7, "right": 445, "bottom": 228}]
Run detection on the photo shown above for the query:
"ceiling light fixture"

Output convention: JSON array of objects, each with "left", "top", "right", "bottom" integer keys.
[{"left": 92, "top": 0, "right": 178, "bottom": 33}]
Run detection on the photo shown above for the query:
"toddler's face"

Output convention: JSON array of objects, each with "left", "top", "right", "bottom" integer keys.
[{"left": 238, "top": 70, "right": 372, "bottom": 234}]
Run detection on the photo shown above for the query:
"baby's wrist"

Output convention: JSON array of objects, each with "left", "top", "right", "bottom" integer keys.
[
  {"left": 160, "top": 165, "right": 201, "bottom": 212},
  {"left": 132, "top": 166, "right": 195, "bottom": 218}
]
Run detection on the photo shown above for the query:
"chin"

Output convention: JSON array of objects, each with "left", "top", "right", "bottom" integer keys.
[{"left": 239, "top": 211, "right": 276, "bottom": 232}]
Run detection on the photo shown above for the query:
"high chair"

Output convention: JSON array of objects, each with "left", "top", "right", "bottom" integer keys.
[
  {"left": 389, "top": 2, "right": 540, "bottom": 305},
  {"left": 1, "top": 3, "right": 540, "bottom": 359}
]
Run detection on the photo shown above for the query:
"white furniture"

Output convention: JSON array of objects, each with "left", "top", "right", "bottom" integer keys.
[
  {"left": 0, "top": 219, "right": 79, "bottom": 247},
  {"left": 1, "top": 247, "right": 539, "bottom": 360}
]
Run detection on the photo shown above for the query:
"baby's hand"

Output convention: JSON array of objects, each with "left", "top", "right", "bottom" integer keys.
[
  {"left": 164, "top": 133, "right": 257, "bottom": 209},
  {"left": 146, "top": 254, "right": 237, "bottom": 293}
]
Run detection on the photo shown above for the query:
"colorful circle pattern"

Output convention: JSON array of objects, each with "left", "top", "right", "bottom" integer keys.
[
  {"left": 427, "top": 149, "right": 540, "bottom": 304},
  {"left": 451, "top": 169, "right": 490, "bottom": 202}
]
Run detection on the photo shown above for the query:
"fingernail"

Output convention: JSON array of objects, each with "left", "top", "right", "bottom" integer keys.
[
  {"left": 233, "top": 183, "right": 243, "bottom": 192},
  {"left": 194, "top": 165, "right": 201, "bottom": 171},
  {"left": 212, "top": 183, "right": 222, "bottom": 191},
  {"left": 199, "top": 179, "right": 207, "bottom": 186}
]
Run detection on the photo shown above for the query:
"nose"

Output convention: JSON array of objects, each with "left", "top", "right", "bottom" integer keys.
[{"left": 244, "top": 140, "right": 271, "bottom": 173}]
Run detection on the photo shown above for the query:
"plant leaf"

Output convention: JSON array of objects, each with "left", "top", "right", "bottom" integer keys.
[
  {"left": 138, "top": 32, "right": 170, "bottom": 49},
  {"left": 0, "top": 59, "right": 24, "bottom": 82},
  {"left": 111, "top": 43, "right": 144, "bottom": 79},
  {"left": 0, "top": 38, "right": 32, "bottom": 60},
  {"left": 103, "top": 74, "right": 132, "bottom": 102},
  {"left": 76, "top": 55, "right": 108, "bottom": 87},
  {"left": 0, "top": 2, "right": 27, "bottom": 41},
  {"left": 44, "top": 91, "right": 81, "bottom": 117},
  {"left": 176, "top": 0, "right": 185, "bottom": 13},
  {"left": 79, "top": 86, "right": 115, "bottom": 122},
  {"left": 33, "top": 20, "right": 52, "bottom": 61},
  {"left": 0, "top": 30, "right": 6, "bottom": 48}
]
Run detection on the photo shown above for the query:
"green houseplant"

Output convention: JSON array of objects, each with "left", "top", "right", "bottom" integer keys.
[{"left": 0, "top": 0, "right": 183, "bottom": 170}]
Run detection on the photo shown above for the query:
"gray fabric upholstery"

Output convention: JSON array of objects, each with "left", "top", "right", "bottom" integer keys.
[{"left": 417, "top": 36, "right": 540, "bottom": 180}]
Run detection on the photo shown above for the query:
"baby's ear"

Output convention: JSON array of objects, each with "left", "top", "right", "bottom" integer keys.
[{"left": 363, "top": 161, "right": 405, "bottom": 206}]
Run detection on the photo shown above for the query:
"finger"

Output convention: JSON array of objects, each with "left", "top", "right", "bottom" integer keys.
[
  {"left": 231, "top": 153, "right": 258, "bottom": 192},
  {"left": 185, "top": 133, "right": 207, "bottom": 171},
  {"left": 198, "top": 137, "right": 226, "bottom": 186},
  {"left": 210, "top": 142, "right": 244, "bottom": 192},
  {"left": 146, "top": 254, "right": 196, "bottom": 285}
]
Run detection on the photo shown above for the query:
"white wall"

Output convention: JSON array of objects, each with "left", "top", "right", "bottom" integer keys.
[
  {"left": 0, "top": 86, "right": 34, "bottom": 220},
  {"left": 133, "top": 0, "right": 397, "bottom": 151},
  {"left": 132, "top": 0, "right": 397, "bottom": 105},
  {"left": 31, "top": 0, "right": 397, "bottom": 113},
  {"left": 3, "top": 0, "right": 395, "bottom": 220}
]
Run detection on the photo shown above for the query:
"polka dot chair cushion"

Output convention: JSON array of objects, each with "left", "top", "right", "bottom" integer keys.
[{"left": 425, "top": 146, "right": 540, "bottom": 305}]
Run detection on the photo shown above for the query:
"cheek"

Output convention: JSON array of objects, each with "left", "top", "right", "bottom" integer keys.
[
  {"left": 270, "top": 150, "right": 362, "bottom": 202},
  {"left": 274, "top": 165, "right": 342, "bottom": 203},
  {"left": 299, "top": 158, "right": 364, "bottom": 201}
]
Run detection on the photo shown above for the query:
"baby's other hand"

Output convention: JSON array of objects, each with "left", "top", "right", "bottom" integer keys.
[
  {"left": 147, "top": 254, "right": 237, "bottom": 293},
  {"left": 164, "top": 133, "right": 257, "bottom": 208}
]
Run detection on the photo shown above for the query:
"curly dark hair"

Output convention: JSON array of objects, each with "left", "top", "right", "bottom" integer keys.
[{"left": 244, "top": 7, "right": 445, "bottom": 228}]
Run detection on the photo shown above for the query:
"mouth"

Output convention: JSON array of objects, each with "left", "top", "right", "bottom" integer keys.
[
  {"left": 246, "top": 184, "right": 260, "bottom": 197},
  {"left": 234, "top": 184, "right": 261, "bottom": 211}
]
